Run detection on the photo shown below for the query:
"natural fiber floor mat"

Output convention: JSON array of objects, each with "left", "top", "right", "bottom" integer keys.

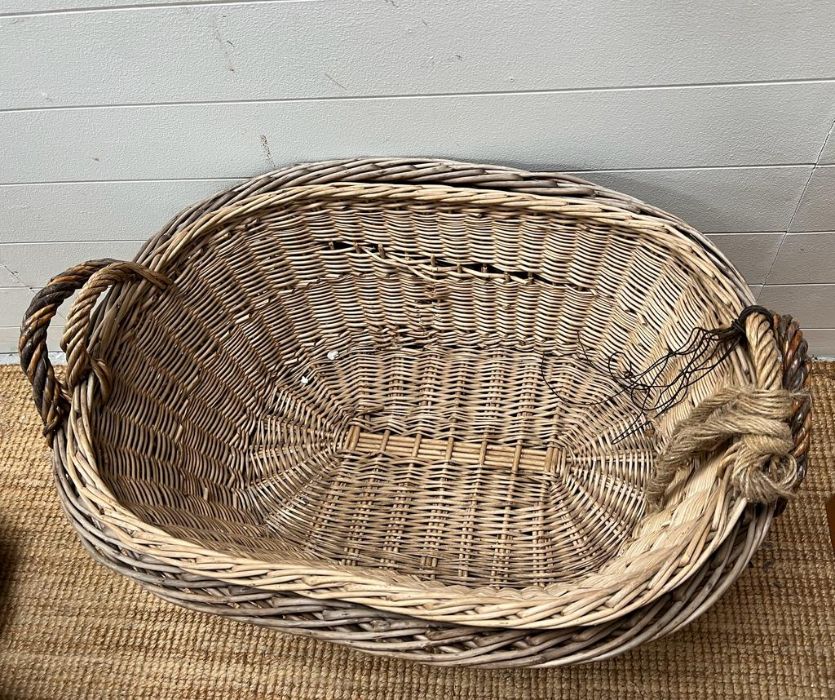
[{"left": 1, "top": 364, "right": 833, "bottom": 699}]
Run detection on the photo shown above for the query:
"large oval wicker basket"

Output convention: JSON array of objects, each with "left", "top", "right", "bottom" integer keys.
[{"left": 22, "top": 160, "right": 810, "bottom": 661}]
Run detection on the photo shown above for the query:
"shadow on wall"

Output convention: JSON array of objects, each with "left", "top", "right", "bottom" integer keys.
[{"left": 576, "top": 171, "right": 727, "bottom": 233}]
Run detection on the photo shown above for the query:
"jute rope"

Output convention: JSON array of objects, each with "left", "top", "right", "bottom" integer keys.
[{"left": 649, "top": 387, "right": 800, "bottom": 508}]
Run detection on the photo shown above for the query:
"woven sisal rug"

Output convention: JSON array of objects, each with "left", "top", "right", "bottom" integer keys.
[{"left": 1, "top": 364, "right": 833, "bottom": 699}]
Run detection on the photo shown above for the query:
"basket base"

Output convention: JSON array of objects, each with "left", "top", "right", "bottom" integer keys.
[
  {"left": 247, "top": 380, "right": 654, "bottom": 589},
  {"left": 100, "top": 342, "right": 659, "bottom": 590}
]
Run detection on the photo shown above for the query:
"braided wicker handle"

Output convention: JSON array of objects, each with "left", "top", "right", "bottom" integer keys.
[
  {"left": 19, "top": 259, "right": 169, "bottom": 441},
  {"left": 772, "top": 312, "right": 811, "bottom": 514}
]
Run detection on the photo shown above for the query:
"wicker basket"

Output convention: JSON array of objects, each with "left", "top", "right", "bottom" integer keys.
[{"left": 21, "top": 160, "right": 810, "bottom": 660}]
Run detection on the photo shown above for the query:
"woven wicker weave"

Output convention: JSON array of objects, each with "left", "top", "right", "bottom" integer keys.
[{"left": 21, "top": 161, "right": 810, "bottom": 659}]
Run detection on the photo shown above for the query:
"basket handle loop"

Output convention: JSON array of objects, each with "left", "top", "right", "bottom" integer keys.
[
  {"left": 742, "top": 307, "right": 811, "bottom": 508},
  {"left": 63, "top": 262, "right": 169, "bottom": 397},
  {"left": 740, "top": 305, "right": 784, "bottom": 391},
  {"left": 19, "top": 259, "right": 169, "bottom": 441},
  {"left": 739, "top": 308, "right": 810, "bottom": 505},
  {"left": 647, "top": 307, "right": 810, "bottom": 512}
]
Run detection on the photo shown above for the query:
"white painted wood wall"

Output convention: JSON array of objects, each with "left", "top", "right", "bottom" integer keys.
[{"left": 1, "top": 0, "right": 834, "bottom": 353}]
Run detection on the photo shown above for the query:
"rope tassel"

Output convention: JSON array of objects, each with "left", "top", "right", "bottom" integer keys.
[{"left": 648, "top": 387, "right": 800, "bottom": 509}]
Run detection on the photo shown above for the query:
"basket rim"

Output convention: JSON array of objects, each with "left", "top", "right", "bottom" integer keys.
[{"left": 134, "top": 157, "right": 748, "bottom": 301}]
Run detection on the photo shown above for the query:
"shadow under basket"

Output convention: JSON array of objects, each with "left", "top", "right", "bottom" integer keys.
[{"left": 21, "top": 160, "right": 810, "bottom": 646}]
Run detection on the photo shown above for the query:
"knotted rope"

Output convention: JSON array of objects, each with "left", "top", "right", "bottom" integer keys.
[{"left": 647, "top": 387, "right": 801, "bottom": 509}]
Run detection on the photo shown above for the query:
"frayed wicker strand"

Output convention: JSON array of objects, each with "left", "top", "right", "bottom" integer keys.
[{"left": 649, "top": 387, "right": 800, "bottom": 508}]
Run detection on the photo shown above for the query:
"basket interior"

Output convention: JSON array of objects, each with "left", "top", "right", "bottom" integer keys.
[{"left": 91, "top": 188, "right": 747, "bottom": 589}]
